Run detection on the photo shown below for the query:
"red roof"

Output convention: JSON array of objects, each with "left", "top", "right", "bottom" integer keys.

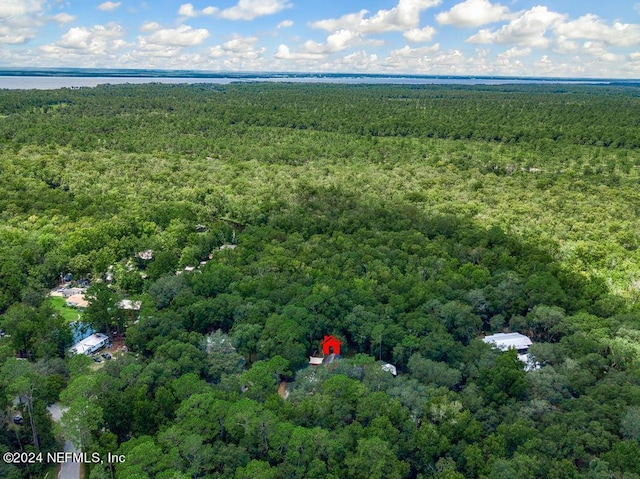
[{"left": 320, "top": 335, "right": 342, "bottom": 356}]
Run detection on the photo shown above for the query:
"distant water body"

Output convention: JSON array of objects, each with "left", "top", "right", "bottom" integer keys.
[{"left": 0, "top": 69, "right": 632, "bottom": 90}]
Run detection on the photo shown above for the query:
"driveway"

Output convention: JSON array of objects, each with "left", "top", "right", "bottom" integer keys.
[{"left": 47, "top": 404, "right": 80, "bottom": 479}]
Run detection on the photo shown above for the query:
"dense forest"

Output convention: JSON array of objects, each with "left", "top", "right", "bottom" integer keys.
[{"left": 2, "top": 82, "right": 640, "bottom": 479}]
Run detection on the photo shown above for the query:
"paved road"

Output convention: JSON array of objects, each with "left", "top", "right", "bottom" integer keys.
[{"left": 47, "top": 404, "right": 80, "bottom": 479}]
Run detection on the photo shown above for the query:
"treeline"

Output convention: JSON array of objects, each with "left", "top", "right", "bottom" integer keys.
[{"left": 1, "top": 83, "right": 640, "bottom": 153}]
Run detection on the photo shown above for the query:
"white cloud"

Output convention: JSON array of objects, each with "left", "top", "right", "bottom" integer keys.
[
  {"left": 0, "top": 26, "right": 33, "bottom": 44},
  {"left": 178, "top": 3, "right": 197, "bottom": 17},
  {"left": 554, "top": 14, "right": 640, "bottom": 47},
  {"left": 98, "top": 2, "right": 122, "bottom": 12},
  {"left": 357, "top": 0, "right": 442, "bottom": 33},
  {"left": 40, "top": 22, "right": 129, "bottom": 59},
  {"left": 178, "top": 3, "right": 218, "bottom": 18},
  {"left": 0, "top": 0, "right": 48, "bottom": 44},
  {"left": 497, "top": 46, "right": 531, "bottom": 59},
  {"left": 272, "top": 44, "right": 367, "bottom": 72},
  {"left": 383, "top": 46, "right": 465, "bottom": 73},
  {"left": 554, "top": 36, "right": 579, "bottom": 54},
  {"left": 492, "top": 52, "right": 531, "bottom": 75},
  {"left": 57, "top": 28, "right": 95, "bottom": 50},
  {"left": 209, "top": 35, "right": 266, "bottom": 59},
  {"left": 0, "top": 1, "right": 45, "bottom": 17},
  {"left": 128, "top": 43, "right": 182, "bottom": 57},
  {"left": 581, "top": 41, "right": 624, "bottom": 62},
  {"left": 529, "top": 54, "right": 591, "bottom": 77},
  {"left": 297, "top": 0, "right": 442, "bottom": 59},
  {"left": 274, "top": 44, "right": 323, "bottom": 60},
  {"left": 467, "top": 6, "right": 567, "bottom": 48},
  {"left": 532, "top": 54, "right": 555, "bottom": 73},
  {"left": 286, "top": 50, "right": 380, "bottom": 72},
  {"left": 222, "top": 36, "right": 258, "bottom": 53},
  {"left": 142, "top": 24, "right": 210, "bottom": 47},
  {"left": 51, "top": 13, "right": 76, "bottom": 25},
  {"left": 277, "top": 20, "right": 293, "bottom": 29},
  {"left": 311, "top": 0, "right": 442, "bottom": 34},
  {"left": 388, "top": 43, "right": 440, "bottom": 59},
  {"left": 339, "top": 51, "right": 379, "bottom": 71},
  {"left": 493, "top": 48, "right": 530, "bottom": 74},
  {"left": 555, "top": 14, "right": 608, "bottom": 40},
  {"left": 311, "top": 10, "right": 368, "bottom": 32},
  {"left": 404, "top": 26, "right": 436, "bottom": 43},
  {"left": 303, "top": 29, "right": 357, "bottom": 54},
  {"left": 206, "top": 47, "right": 222, "bottom": 58},
  {"left": 120, "top": 48, "right": 213, "bottom": 71},
  {"left": 56, "top": 24, "right": 127, "bottom": 52},
  {"left": 219, "top": 0, "right": 292, "bottom": 21},
  {"left": 139, "top": 22, "right": 160, "bottom": 32},
  {"left": 436, "top": 0, "right": 510, "bottom": 28}
]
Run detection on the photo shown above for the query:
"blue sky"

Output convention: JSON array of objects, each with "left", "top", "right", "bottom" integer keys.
[{"left": 1, "top": 0, "right": 639, "bottom": 77}]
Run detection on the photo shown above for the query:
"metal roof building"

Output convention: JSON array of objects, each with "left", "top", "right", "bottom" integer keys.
[
  {"left": 69, "top": 333, "right": 109, "bottom": 356},
  {"left": 483, "top": 332, "right": 539, "bottom": 370},
  {"left": 482, "top": 332, "right": 532, "bottom": 352}
]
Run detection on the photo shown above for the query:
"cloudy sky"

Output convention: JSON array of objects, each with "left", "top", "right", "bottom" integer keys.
[{"left": 1, "top": 0, "right": 639, "bottom": 77}]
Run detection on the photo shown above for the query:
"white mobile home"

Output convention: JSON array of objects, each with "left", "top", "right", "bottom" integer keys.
[
  {"left": 482, "top": 332, "right": 532, "bottom": 353},
  {"left": 482, "top": 332, "right": 538, "bottom": 370},
  {"left": 69, "top": 333, "right": 109, "bottom": 356}
]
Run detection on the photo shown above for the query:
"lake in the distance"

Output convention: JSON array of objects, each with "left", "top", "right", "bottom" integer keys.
[{"left": 0, "top": 75, "right": 615, "bottom": 90}]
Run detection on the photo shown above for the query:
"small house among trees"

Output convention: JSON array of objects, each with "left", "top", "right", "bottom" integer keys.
[
  {"left": 309, "top": 335, "right": 344, "bottom": 365},
  {"left": 482, "top": 332, "right": 538, "bottom": 370},
  {"left": 69, "top": 333, "right": 109, "bottom": 355},
  {"left": 482, "top": 332, "right": 532, "bottom": 354},
  {"left": 320, "top": 335, "right": 342, "bottom": 356},
  {"left": 65, "top": 294, "right": 88, "bottom": 310}
]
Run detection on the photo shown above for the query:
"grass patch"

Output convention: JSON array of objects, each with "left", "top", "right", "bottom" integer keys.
[{"left": 48, "top": 296, "right": 82, "bottom": 322}]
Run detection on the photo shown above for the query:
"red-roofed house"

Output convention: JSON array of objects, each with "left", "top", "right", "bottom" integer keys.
[{"left": 320, "top": 335, "right": 342, "bottom": 356}]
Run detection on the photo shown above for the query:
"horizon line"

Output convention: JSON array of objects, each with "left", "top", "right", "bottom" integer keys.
[{"left": 0, "top": 67, "right": 638, "bottom": 83}]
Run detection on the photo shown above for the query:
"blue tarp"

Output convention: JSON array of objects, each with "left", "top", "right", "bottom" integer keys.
[{"left": 70, "top": 321, "right": 95, "bottom": 344}]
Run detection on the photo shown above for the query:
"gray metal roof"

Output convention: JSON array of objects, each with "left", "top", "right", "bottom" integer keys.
[{"left": 482, "top": 332, "right": 532, "bottom": 351}]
